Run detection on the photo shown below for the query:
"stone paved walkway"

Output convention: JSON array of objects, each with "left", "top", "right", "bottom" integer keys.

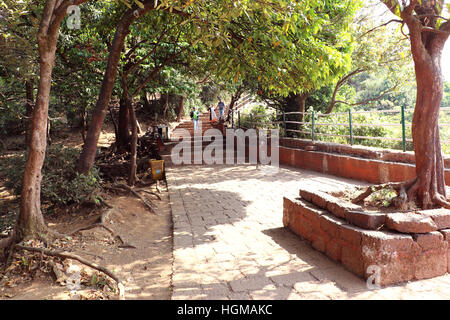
[{"left": 167, "top": 165, "right": 450, "bottom": 300}]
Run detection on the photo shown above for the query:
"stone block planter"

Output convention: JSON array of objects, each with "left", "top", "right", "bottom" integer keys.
[{"left": 283, "top": 189, "right": 450, "bottom": 286}]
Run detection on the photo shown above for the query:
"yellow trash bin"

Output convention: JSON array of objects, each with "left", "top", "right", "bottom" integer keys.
[{"left": 150, "top": 160, "right": 164, "bottom": 180}]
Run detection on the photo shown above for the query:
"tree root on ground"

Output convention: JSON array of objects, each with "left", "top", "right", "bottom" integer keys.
[
  {"left": 68, "top": 208, "right": 136, "bottom": 249},
  {"left": 13, "top": 244, "right": 125, "bottom": 300},
  {"left": 155, "top": 180, "right": 161, "bottom": 194},
  {"left": 135, "top": 179, "right": 156, "bottom": 187},
  {"left": 104, "top": 183, "right": 158, "bottom": 213},
  {"left": 134, "top": 189, "right": 161, "bottom": 200},
  {"left": 353, "top": 178, "right": 450, "bottom": 210}
]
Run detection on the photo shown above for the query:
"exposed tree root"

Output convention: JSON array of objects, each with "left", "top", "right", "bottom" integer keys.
[
  {"left": 353, "top": 178, "right": 450, "bottom": 210},
  {"left": 13, "top": 244, "right": 125, "bottom": 300},
  {"left": 135, "top": 179, "right": 156, "bottom": 187},
  {"left": 432, "top": 193, "right": 450, "bottom": 209},
  {"left": 105, "top": 183, "right": 158, "bottom": 213},
  {"left": 352, "top": 180, "right": 413, "bottom": 204},
  {"left": 68, "top": 208, "right": 136, "bottom": 249},
  {"left": 352, "top": 179, "right": 416, "bottom": 210},
  {"left": 134, "top": 189, "right": 162, "bottom": 201},
  {"left": 1, "top": 227, "right": 62, "bottom": 262},
  {"left": 98, "top": 198, "right": 114, "bottom": 209},
  {"left": 155, "top": 180, "right": 161, "bottom": 194}
]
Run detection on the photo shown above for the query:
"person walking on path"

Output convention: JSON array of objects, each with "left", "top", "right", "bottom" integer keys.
[
  {"left": 217, "top": 99, "right": 225, "bottom": 121},
  {"left": 210, "top": 105, "right": 218, "bottom": 123},
  {"left": 193, "top": 107, "right": 200, "bottom": 132}
]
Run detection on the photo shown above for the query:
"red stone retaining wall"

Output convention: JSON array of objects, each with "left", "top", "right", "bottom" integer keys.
[
  {"left": 279, "top": 138, "right": 450, "bottom": 185},
  {"left": 283, "top": 196, "right": 450, "bottom": 286}
]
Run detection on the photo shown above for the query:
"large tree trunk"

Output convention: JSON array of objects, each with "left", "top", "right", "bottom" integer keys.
[
  {"left": 77, "top": 4, "right": 155, "bottom": 175},
  {"left": 14, "top": 0, "right": 80, "bottom": 242},
  {"left": 371, "top": 1, "right": 450, "bottom": 210},
  {"left": 16, "top": 51, "right": 52, "bottom": 240},
  {"left": 408, "top": 32, "right": 448, "bottom": 208},
  {"left": 399, "top": 4, "right": 450, "bottom": 209}
]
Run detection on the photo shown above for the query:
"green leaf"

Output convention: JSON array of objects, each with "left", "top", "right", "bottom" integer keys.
[
  {"left": 90, "top": 273, "right": 98, "bottom": 286},
  {"left": 134, "top": 0, "right": 145, "bottom": 9}
]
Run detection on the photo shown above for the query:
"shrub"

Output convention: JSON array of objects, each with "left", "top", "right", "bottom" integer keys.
[
  {"left": 1, "top": 144, "right": 102, "bottom": 210},
  {"left": 239, "top": 105, "right": 277, "bottom": 129}
]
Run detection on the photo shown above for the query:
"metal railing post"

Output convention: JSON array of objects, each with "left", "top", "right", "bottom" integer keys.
[
  {"left": 250, "top": 113, "right": 253, "bottom": 129},
  {"left": 238, "top": 111, "right": 241, "bottom": 129},
  {"left": 401, "top": 105, "right": 406, "bottom": 152},
  {"left": 282, "top": 111, "right": 286, "bottom": 137},
  {"left": 349, "top": 109, "right": 354, "bottom": 145},
  {"left": 311, "top": 110, "right": 315, "bottom": 142}
]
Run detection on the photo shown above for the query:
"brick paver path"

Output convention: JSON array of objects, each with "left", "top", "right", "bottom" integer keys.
[{"left": 167, "top": 165, "right": 450, "bottom": 300}]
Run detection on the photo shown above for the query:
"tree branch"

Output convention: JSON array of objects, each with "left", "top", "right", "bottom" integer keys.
[
  {"left": 14, "top": 244, "right": 125, "bottom": 299},
  {"left": 325, "top": 68, "right": 365, "bottom": 114},
  {"left": 333, "top": 83, "right": 399, "bottom": 108},
  {"left": 357, "top": 19, "right": 403, "bottom": 41}
]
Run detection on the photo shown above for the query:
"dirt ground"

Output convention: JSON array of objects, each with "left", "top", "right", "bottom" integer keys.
[{"left": 0, "top": 125, "right": 177, "bottom": 300}]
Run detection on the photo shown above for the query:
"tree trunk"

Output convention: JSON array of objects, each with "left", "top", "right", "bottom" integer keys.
[
  {"left": 128, "top": 100, "right": 138, "bottom": 186},
  {"left": 80, "top": 103, "right": 87, "bottom": 143},
  {"left": 77, "top": 4, "right": 155, "bottom": 175},
  {"left": 116, "top": 97, "right": 131, "bottom": 150},
  {"left": 325, "top": 69, "right": 364, "bottom": 114},
  {"left": 177, "top": 96, "right": 185, "bottom": 122},
  {"left": 25, "top": 79, "right": 34, "bottom": 146},
  {"left": 163, "top": 93, "right": 169, "bottom": 119},
  {"left": 226, "top": 87, "right": 243, "bottom": 122},
  {"left": 16, "top": 51, "right": 52, "bottom": 240},
  {"left": 15, "top": 0, "right": 70, "bottom": 241},
  {"left": 120, "top": 74, "right": 138, "bottom": 186},
  {"left": 142, "top": 93, "right": 151, "bottom": 110},
  {"left": 408, "top": 33, "right": 448, "bottom": 208},
  {"left": 284, "top": 93, "right": 309, "bottom": 136},
  {"left": 374, "top": 2, "right": 450, "bottom": 210},
  {"left": 108, "top": 104, "right": 119, "bottom": 138}
]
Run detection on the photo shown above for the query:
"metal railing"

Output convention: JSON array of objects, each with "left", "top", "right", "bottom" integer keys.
[{"left": 231, "top": 107, "right": 450, "bottom": 153}]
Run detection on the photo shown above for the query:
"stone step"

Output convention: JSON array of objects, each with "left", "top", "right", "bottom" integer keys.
[
  {"left": 168, "top": 152, "right": 258, "bottom": 166},
  {"left": 173, "top": 129, "right": 225, "bottom": 135},
  {"left": 175, "top": 124, "right": 219, "bottom": 129}
]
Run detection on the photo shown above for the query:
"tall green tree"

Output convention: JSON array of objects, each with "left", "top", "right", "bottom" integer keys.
[
  {"left": 358, "top": 0, "right": 450, "bottom": 210},
  {"left": 0, "top": 0, "right": 40, "bottom": 143},
  {"left": 0, "top": 0, "right": 143, "bottom": 253},
  {"left": 77, "top": 0, "right": 361, "bottom": 173},
  {"left": 325, "top": 0, "right": 415, "bottom": 113},
  {"left": 200, "top": 0, "right": 361, "bottom": 125}
]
